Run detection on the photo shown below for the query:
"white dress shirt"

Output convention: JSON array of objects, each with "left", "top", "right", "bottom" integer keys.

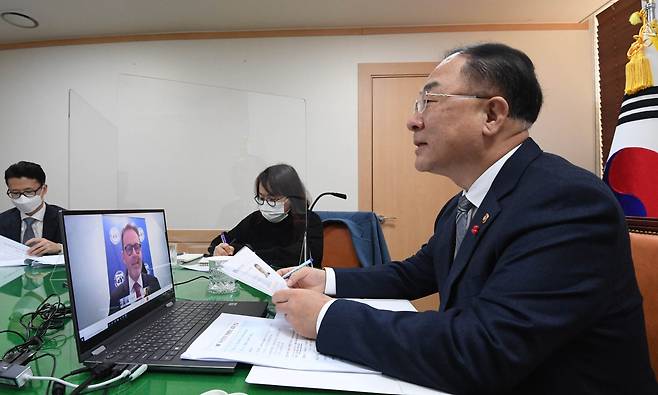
[{"left": 315, "top": 144, "right": 522, "bottom": 334}]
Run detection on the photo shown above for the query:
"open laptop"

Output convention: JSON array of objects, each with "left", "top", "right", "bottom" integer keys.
[{"left": 60, "top": 209, "right": 268, "bottom": 372}]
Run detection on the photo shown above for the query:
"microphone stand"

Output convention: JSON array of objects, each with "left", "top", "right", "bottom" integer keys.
[{"left": 299, "top": 192, "right": 348, "bottom": 266}]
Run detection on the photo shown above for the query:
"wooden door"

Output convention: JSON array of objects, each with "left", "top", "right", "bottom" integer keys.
[{"left": 359, "top": 63, "right": 461, "bottom": 311}]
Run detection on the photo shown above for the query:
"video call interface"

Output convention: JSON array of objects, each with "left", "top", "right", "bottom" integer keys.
[{"left": 63, "top": 211, "right": 174, "bottom": 342}]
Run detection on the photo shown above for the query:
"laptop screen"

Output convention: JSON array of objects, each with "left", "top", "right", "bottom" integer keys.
[{"left": 61, "top": 209, "right": 174, "bottom": 347}]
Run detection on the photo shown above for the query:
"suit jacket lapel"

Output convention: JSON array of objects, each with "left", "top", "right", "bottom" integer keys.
[
  {"left": 440, "top": 200, "right": 501, "bottom": 311},
  {"left": 435, "top": 196, "right": 459, "bottom": 309},
  {"left": 8, "top": 208, "right": 21, "bottom": 242},
  {"left": 42, "top": 204, "right": 57, "bottom": 241},
  {"left": 438, "top": 138, "right": 543, "bottom": 311}
]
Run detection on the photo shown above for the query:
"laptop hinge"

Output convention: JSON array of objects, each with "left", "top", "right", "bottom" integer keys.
[{"left": 91, "top": 345, "right": 106, "bottom": 356}]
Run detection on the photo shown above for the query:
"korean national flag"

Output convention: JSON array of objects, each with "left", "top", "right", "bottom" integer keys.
[{"left": 604, "top": 35, "right": 658, "bottom": 217}]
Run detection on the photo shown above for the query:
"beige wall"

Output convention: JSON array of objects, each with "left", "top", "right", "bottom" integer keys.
[{"left": 0, "top": 28, "right": 596, "bottom": 222}]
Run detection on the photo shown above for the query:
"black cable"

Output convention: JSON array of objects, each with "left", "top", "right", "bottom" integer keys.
[
  {"left": 174, "top": 275, "right": 208, "bottom": 286},
  {"left": 79, "top": 363, "right": 134, "bottom": 394},
  {"left": 80, "top": 377, "right": 130, "bottom": 395},
  {"left": 3, "top": 294, "right": 71, "bottom": 366},
  {"left": 69, "top": 375, "right": 97, "bottom": 395},
  {"left": 0, "top": 329, "right": 26, "bottom": 344},
  {"left": 51, "top": 366, "right": 92, "bottom": 395},
  {"left": 69, "top": 363, "right": 115, "bottom": 395},
  {"left": 19, "top": 294, "right": 71, "bottom": 340},
  {"left": 0, "top": 294, "right": 71, "bottom": 395}
]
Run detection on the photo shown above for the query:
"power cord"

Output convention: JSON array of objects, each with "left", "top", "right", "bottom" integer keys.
[
  {"left": 26, "top": 363, "right": 147, "bottom": 393},
  {"left": 0, "top": 294, "right": 70, "bottom": 391},
  {"left": 174, "top": 275, "right": 209, "bottom": 287},
  {"left": 2, "top": 294, "right": 71, "bottom": 366}
]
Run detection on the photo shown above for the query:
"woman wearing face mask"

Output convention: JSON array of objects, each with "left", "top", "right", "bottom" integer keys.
[{"left": 207, "top": 164, "right": 323, "bottom": 269}]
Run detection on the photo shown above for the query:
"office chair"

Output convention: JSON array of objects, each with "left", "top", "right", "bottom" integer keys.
[{"left": 629, "top": 231, "right": 658, "bottom": 379}]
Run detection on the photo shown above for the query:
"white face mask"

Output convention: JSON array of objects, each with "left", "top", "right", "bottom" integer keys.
[
  {"left": 11, "top": 195, "right": 43, "bottom": 215},
  {"left": 259, "top": 200, "right": 288, "bottom": 223}
]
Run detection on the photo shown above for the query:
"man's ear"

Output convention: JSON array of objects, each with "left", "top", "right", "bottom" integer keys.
[
  {"left": 482, "top": 96, "right": 509, "bottom": 136},
  {"left": 41, "top": 184, "right": 48, "bottom": 197}
]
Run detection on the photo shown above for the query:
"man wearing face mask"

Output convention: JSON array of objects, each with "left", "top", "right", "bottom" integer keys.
[
  {"left": 207, "top": 164, "right": 323, "bottom": 270},
  {"left": 0, "top": 161, "right": 65, "bottom": 256}
]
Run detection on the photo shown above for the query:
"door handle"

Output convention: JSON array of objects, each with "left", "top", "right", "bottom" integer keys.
[{"left": 376, "top": 215, "right": 398, "bottom": 224}]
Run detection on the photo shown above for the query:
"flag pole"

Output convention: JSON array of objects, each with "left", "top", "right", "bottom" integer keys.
[{"left": 646, "top": 1, "right": 655, "bottom": 31}]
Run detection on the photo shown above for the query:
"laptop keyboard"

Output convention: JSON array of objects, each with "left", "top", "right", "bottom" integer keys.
[{"left": 104, "top": 301, "right": 226, "bottom": 362}]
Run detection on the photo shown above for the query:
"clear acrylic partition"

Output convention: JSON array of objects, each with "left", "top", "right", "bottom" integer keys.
[
  {"left": 68, "top": 90, "right": 118, "bottom": 209},
  {"left": 69, "top": 76, "right": 310, "bottom": 265}
]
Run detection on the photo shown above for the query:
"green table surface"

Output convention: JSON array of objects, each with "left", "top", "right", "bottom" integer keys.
[{"left": 0, "top": 265, "right": 360, "bottom": 395}]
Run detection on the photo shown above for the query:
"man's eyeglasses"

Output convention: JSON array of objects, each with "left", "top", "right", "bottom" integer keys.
[
  {"left": 6, "top": 185, "right": 43, "bottom": 199},
  {"left": 254, "top": 195, "right": 284, "bottom": 207},
  {"left": 413, "top": 91, "right": 490, "bottom": 113},
  {"left": 123, "top": 243, "right": 142, "bottom": 255}
]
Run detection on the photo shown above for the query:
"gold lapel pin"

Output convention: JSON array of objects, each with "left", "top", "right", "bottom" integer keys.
[{"left": 482, "top": 213, "right": 490, "bottom": 224}]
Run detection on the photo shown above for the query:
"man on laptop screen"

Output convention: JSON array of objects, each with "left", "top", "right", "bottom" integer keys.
[
  {"left": 109, "top": 223, "right": 161, "bottom": 315},
  {"left": 61, "top": 209, "right": 267, "bottom": 372}
]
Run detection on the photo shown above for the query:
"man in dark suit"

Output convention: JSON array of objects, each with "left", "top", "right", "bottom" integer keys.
[
  {"left": 273, "top": 43, "right": 658, "bottom": 393},
  {"left": 1, "top": 161, "right": 64, "bottom": 256},
  {"left": 109, "top": 223, "right": 160, "bottom": 315}
]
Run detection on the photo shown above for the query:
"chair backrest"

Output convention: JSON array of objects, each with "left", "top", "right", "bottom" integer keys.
[
  {"left": 321, "top": 222, "right": 361, "bottom": 268},
  {"left": 629, "top": 231, "right": 658, "bottom": 378}
]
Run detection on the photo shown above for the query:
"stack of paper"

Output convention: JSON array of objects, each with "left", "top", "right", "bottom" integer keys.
[
  {"left": 178, "top": 247, "right": 446, "bottom": 393},
  {"left": 246, "top": 366, "right": 449, "bottom": 395},
  {"left": 182, "top": 296, "right": 448, "bottom": 394},
  {"left": 0, "top": 234, "right": 30, "bottom": 267},
  {"left": 182, "top": 313, "right": 375, "bottom": 372},
  {"left": 0, "top": 235, "right": 65, "bottom": 267}
]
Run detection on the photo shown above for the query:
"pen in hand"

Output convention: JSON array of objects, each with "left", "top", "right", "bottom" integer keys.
[
  {"left": 282, "top": 258, "right": 313, "bottom": 280},
  {"left": 220, "top": 232, "right": 228, "bottom": 244}
]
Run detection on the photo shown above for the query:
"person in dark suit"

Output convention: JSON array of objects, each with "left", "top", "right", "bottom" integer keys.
[
  {"left": 272, "top": 43, "right": 658, "bottom": 393},
  {"left": 109, "top": 223, "right": 160, "bottom": 315},
  {"left": 0, "top": 161, "right": 64, "bottom": 256}
]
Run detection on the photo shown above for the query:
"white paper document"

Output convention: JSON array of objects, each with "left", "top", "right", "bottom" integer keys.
[
  {"left": 179, "top": 257, "right": 210, "bottom": 272},
  {"left": 246, "top": 366, "right": 450, "bottom": 395},
  {"left": 347, "top": 298, "right": 417, "bottom": 312},
  {"left": 0, "top": 234, "right": 30, "bottom": 266},
  {"left": 177, "top": 253, "right": 203, "bottom": 263},
  {"left": 245, "top": 298, "right": 445, "bottom": 394},
  {"left": 179, "top": 262, "right": 209, "bottom": 272},
  {"left": 0, "top": 235, "right": 66, "bottom": 267},
  {"left": 217, "top": 247, "right": 287, "bottom": 296},
  {"left": 181, "top": 313, "right": 376, "bottom": 373}
]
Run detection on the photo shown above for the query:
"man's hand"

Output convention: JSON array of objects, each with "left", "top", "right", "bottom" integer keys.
[
  {"left": 25, "top": 238, "right": 61, "bottom": 256},
  {"left": 213, "top": 243, "right": 234, "bottom": 256},
  {"left": 272, "top": 288, "right": 332, "bottom": 339},
  {"left": 277, "top": 267, "right": 326, "bottom": 292}
]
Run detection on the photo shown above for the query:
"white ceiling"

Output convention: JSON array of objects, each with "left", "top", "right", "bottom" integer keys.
[{"left": 0, "top": 0, "right": 612, "bottom": 45}]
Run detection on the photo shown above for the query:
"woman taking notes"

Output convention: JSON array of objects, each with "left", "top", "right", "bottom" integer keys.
[{"left": 207, "top": 164, "right": 323, "bottom": 269}]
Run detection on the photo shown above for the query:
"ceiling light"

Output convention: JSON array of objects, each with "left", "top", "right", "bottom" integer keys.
[{"left": 1, "top": 12, "right": 39, "bottom": 29}]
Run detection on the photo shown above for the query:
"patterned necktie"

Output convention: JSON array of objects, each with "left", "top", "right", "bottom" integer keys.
[
  {"left": 454, "top": 195, "right": 474, "bottom": 256},
  {"left": 133, "top": 282, "right": 142, "bottom": 298},
  {"left": 22, "top": 217, "right": 37, "bottom": 244}
]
